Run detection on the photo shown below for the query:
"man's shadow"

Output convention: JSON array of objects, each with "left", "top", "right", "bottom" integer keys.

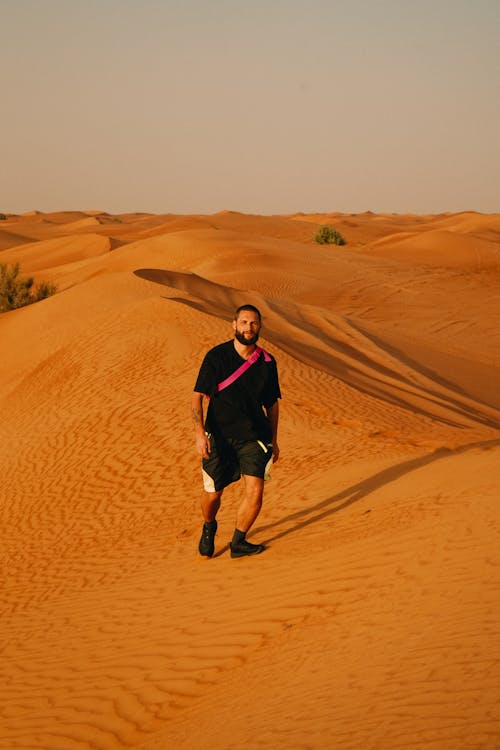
[
  {"left": 212, "top": 438, "right": 499, "bottom": 557},
  {"left": 250, "top": 437, "right": 500, "bottom": 548}
]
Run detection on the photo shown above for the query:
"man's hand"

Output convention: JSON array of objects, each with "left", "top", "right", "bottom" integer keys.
[
  {"left": 272, "top": 443, "right": 280, "bottom": 463},
  {"left": 266, "top": 401, "right": 279, "bottom": 464},
  {"left": 196, "top": 432, "right": 211, "bottom": 459}
]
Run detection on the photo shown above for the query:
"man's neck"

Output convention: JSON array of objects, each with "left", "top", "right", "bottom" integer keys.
[{"left": 233, "top": 338, "right": 256, "bottom": 360}]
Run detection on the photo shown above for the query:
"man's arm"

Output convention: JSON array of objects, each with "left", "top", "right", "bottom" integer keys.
[
  {"left": 266, "top": 400, "right": 280, "bottom": 463},
  {"left": 191, "top": 392, "right": 211, "bottom": 459}
]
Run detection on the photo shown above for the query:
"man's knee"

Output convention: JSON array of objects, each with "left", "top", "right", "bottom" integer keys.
[
  {"left": 243, "top": 475, "right": 264, "bottom": 501},
  {"left": 205, "top": 490, "right": 223, "bottom": 501}
]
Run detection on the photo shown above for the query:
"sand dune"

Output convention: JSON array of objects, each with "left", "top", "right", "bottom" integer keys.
[
  {"left": 1, "top": 210, "right": 499, "bottom": 749},
  {"left": 59, "top": 217, "right": 103, "bottom": 230},
  {"left": 0, "top": 229, "right": 35, "bottom": 252},
  {"left": 0, "top": 233, "right": 112, "bottom": 273},
  {"left": 427, "top": 211, "right": 500, "bottom": 241},
  {"left": 364, "top": 229, "right": 500, "bottom": 271}
]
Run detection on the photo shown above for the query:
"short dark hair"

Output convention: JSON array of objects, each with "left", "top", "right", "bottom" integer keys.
[{"left": 234, "top": 304, "right": 262, "bottom": 322}]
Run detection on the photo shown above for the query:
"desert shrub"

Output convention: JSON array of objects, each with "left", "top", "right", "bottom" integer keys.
[
  {"left": 0, "top": 213, "right": 7, "bottom": 220},
  {"left": 34, "top": 280, "right": 58, "bottom": 301},
  {"left": 0, "top": 262, "right": 57, "bottom": 313},
  {"left": 314, "top": 225, "right": 346, "bottom": 245}
]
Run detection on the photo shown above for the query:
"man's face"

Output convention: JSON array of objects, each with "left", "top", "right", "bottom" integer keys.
[{"left": 233, "top": 310, "right": 261, "bottom": 346}]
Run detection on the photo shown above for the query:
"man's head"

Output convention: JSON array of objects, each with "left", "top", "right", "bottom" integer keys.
[{"left": 233, "top": 304, "right": 262, "bottom": 346}]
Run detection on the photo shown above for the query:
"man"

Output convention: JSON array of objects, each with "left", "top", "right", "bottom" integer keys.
[{"left": 192, "top": 304, "right": 281, "bottom": 558}]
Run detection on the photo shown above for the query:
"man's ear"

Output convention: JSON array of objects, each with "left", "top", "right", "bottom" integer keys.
[{"left": 232, "top": 319, "right": 237, "bottom": 333}]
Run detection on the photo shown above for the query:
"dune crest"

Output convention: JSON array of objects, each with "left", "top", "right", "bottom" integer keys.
[{"left": 135, "top": 267, "right": 500, "bottom": 430}]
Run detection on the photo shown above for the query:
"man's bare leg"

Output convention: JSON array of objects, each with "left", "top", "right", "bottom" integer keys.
[
  {"left": 199, "top": 490, "right": 222, "bottom": 557},
  {"left": 201, "top": 490, "right": 222, "bottom": 522},
  {"left": 231, "top": 475, "right": 266, "bottom": 558},
  {"left": 236, "top": 475, "right": 264, "bottom": 532}
]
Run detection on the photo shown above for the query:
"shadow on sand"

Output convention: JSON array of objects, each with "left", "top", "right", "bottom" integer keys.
[{"left": 252, "top": 437, "right": 500, "bottom": 548}]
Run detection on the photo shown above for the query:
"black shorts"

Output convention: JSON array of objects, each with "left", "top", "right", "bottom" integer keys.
[{"left": 202, "top": 434, "right": 273, "bottom": 493}]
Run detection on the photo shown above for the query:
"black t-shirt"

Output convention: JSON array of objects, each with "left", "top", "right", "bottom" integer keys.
[{"left": 194, "top": 340, "right": 281, "bottom": 441}]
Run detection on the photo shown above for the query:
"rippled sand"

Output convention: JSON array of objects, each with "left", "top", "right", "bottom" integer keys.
[{"left": 1, "top": 209, "right": 499, "bottom": 749}]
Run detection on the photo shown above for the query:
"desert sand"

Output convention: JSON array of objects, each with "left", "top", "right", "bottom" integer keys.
[{"left": 1, "top": 209, "right": 499, "bottom": 749}]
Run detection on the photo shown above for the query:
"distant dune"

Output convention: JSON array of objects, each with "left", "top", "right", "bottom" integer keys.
[
  {"left": 0, "top": 228, "right": 35, "bottom": 251},
  {"left": 364, "top": 229, "right": 500, "bottom": 271},
  {"left": 0, "top": 233, "right": 111, "bottom": 273},
  {"left": 1, "top": 210, "right": 499, "bottom": 750}
]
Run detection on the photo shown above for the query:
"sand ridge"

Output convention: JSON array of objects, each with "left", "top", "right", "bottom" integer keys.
[{"left": 1, "top": 210, "right": 499, "bottom": 749}]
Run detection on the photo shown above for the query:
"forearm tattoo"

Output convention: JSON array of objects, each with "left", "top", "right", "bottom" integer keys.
[{"left": 191, "top": 407, "right": 202, "bottom": 425}]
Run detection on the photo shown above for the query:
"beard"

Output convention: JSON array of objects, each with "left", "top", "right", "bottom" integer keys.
[{"left": 234, "top": 329, "right": 260, "bottom": 346}]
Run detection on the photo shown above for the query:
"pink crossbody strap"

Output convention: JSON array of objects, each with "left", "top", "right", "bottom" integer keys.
[{"left": 216, "top": 346, "right": 272, "bottom": 393}]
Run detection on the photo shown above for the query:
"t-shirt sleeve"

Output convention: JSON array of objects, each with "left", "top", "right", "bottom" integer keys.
[
  {"left": 262, "top": 359, "right": 281, "bottom": 408},
  {"left": 194, "top": 352, "right": 217, "bottom": 396}
]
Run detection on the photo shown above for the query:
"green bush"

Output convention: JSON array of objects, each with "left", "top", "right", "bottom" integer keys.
[
  {"left": 0, "top": 262, "right": 57, "bottom": 313},
  {"left": 314, "top": 225, "right": 346, "bottom": 246}
]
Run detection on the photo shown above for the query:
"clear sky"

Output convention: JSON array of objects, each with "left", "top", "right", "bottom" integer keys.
[{"left": 2, "top": 0, "right": 499, "bottom": 215}]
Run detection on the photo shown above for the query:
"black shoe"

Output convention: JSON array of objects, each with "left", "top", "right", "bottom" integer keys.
[
  {"left": 199, "top": 520, "right": 217, "bottom": 557},
  {"left": 230, "top": 539, "right": 265, "bottom": 558}
]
